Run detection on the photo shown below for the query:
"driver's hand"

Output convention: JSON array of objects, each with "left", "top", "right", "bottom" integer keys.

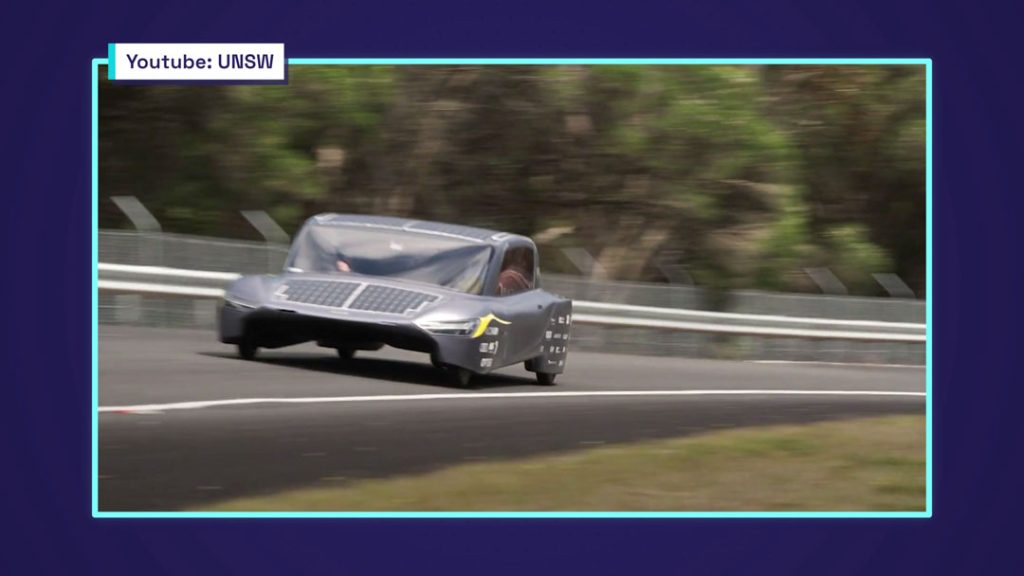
[{"left": 336, "top": 260, "right": 351, "bottom": 272}]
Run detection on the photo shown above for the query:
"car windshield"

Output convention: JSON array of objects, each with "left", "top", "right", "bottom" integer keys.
[{"left": 286, "top": 224, "right": 493, "bottom": 294}]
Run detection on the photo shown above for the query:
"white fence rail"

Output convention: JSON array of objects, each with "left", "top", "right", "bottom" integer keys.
[{"left": 97, "top": 263, "right": 926, "bottom": 343}]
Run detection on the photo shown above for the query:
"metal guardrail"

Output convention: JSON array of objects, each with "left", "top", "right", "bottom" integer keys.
[{"left": 97, "top": 263, "right": 926, "bottom": 343}]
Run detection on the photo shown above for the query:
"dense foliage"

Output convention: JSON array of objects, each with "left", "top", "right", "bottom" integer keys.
[{"left": 100, "top": 65, "right": 925, "bottom": 296}]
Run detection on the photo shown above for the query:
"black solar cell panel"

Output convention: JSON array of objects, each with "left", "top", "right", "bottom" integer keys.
[
  {"left": 278, "top": 280, "right": 439, "bottom": 315},
  {"left": 348, "top": 285, "right": 439, "bottom": 315},
  {"left": 278, "top": 280, "right": 360, "bottom": 308}
]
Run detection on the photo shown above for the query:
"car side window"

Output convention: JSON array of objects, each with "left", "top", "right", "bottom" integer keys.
[{"left": 496, "top": 247, "right": 535, "bottom": 296}]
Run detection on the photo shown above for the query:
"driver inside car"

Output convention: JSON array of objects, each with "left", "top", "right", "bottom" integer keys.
[
  {"left": 334, "top": 247, "right": 354, "bottom": 273},
  {"left": 497, "top": 250, "right": 533, "bottom": 295}
]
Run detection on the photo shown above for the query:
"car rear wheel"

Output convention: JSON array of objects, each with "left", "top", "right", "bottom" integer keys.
[
  {"left": 336, "top": 348, "right": 355, "bottom": 360},
  {"left": 535, "top": 372, "right": 556, "bottom": 386},
  {"left": 238, "top": 339, "right": 258, "bottom": 360}
]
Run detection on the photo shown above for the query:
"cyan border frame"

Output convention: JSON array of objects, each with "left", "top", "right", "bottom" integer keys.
[{"left": 90, "top": 57, "right": 932, "bottom": 519}]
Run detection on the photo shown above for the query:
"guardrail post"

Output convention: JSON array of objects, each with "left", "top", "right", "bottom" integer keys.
[
  {"left": 803, "top": 267, "right": 848, "bottom": 296},
  {"left": 242, "top": 210, "right": 290, "bottom": 273},
  {"left": 110, "top": 196, "right": 163, "bottom": 325},
  {"left": 110, "top": 196, "right": 162, "bottom": 234},
  {"left": 110, "top": 195, "right": 163, "bottom": 263},
  {"left": 560, "top": 247, "right": 615, "bottom": 351},
  {"left": 559, "top": 247, "right": 607, "bottom": 279},
  {"left": 802, "top": 267, "right": 849, "bottom": 362},
  {"left": 653, "top": 251, "right": 700, "bottom": 359},
  {"left": 872, "top": 273, "right": 915, "bottom": 299}
]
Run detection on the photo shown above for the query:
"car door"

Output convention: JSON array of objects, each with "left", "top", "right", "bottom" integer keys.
[
  {"left": 488, "top": 244, "right": 554, "bottom": 366},
  {"left": 492, "top": 289, "right": 557, "bottom": 366}
]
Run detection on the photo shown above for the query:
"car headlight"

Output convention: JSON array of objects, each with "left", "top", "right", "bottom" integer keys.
[
  {"left": 415, "top": 318, "right": 480, "bottom": 336},
  {"left": 223, "top": 295, "right": 257, "bottom": 310}
]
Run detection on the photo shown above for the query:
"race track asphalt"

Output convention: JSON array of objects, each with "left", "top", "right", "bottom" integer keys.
[{"left": 98, "top": 326, "right": 926, "bottom": 511}]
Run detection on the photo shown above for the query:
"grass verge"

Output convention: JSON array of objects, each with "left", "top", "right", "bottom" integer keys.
[{"left": 202, "top": 414, "right": 925, "bottom": 512}]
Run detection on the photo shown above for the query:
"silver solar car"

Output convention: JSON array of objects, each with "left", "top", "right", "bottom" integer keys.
[{"left": 218, "top": 214, "right": 572, "bottom": 387}]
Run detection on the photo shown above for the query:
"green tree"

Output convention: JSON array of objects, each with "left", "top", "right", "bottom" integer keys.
[{"left": 99, "top": 64, "right": 926, "bottom": 297}]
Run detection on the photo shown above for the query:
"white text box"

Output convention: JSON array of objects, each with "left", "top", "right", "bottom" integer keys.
[{"left": 109, "top": 43, "right": 285, "bottom": 82}]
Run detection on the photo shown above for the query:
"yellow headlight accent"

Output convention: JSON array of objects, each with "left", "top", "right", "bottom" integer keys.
[{"left": 471, "top": 313, "right": 511, "bottom": 338}]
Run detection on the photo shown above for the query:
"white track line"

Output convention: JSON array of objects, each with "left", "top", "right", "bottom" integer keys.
[
  {"left": 99, "top": 389, "right": 925, "bottom": 414},
  {"left": 749, "top": 361, "right": 925, "bottom": 369}
]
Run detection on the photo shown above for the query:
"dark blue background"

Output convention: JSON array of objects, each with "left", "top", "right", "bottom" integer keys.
[{"left": 2, "top": 1, "right": 1021, "bottom": 573}]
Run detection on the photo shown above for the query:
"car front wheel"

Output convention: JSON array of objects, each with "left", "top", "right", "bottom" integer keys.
[
  {"left": 238, "top": 339, "right": 258, "bottom": 360},
  {"left": 535, "top": 372, "right": 556, "bottom": 386},
  {"left": 336, "top": 348, "right": 355, "bottom": 360}
]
